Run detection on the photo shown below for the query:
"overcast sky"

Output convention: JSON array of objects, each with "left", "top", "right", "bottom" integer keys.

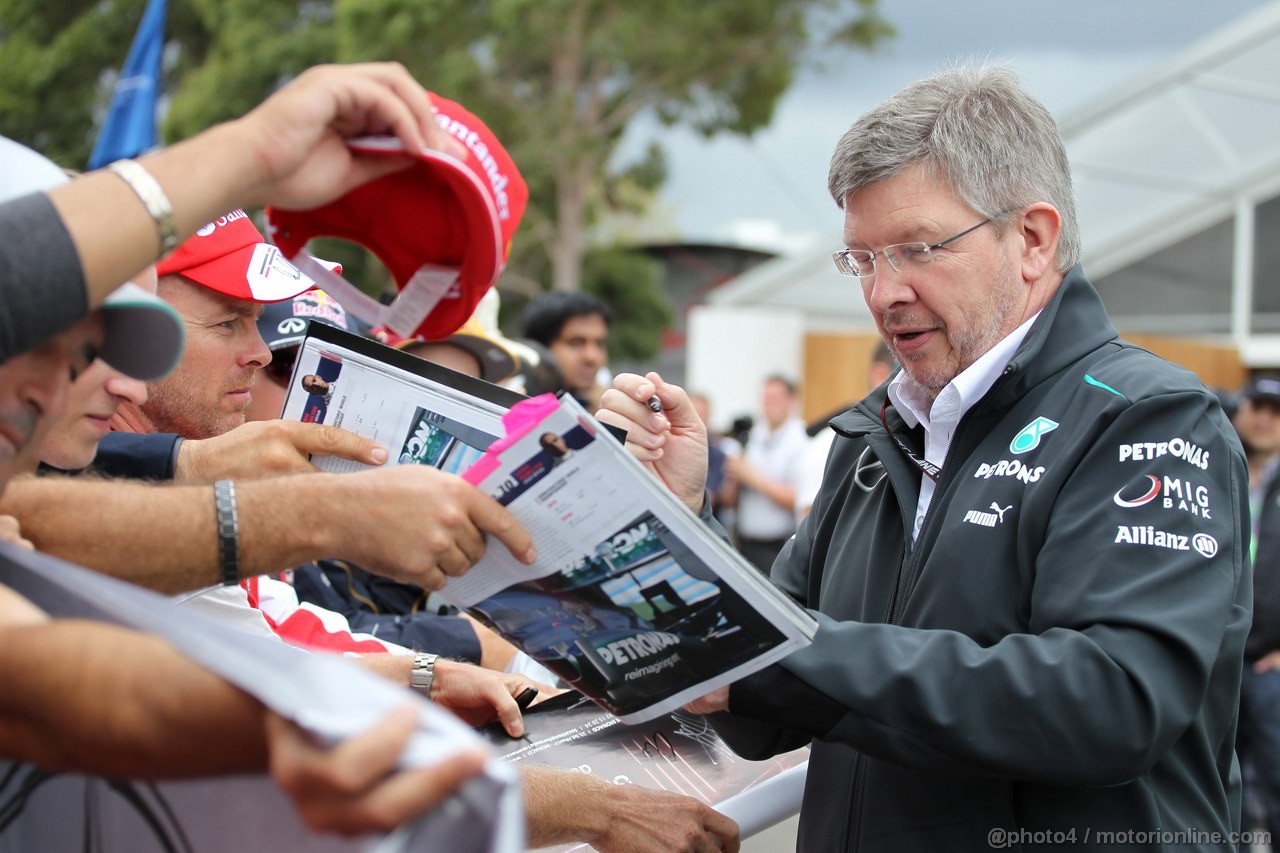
[{"left": 620, "top": 0, "right": 1272, "bottom": 254}]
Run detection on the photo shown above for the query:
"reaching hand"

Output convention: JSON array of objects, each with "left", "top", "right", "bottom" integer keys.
[
  {"left": 176, "top": 420, "right": 389, "bottom": 483},
  {"left": 593, "top": 784, "right": 741, "bottom": 853},
  {"left": 524, "top": 765, "right": 740, "bottom": 853},
  {"left": 228, "top": 63, "right": 465, "bottom": 212},
  {"left": 597, "top": 372, "right": 709, "bottom": 513},
  {"left": 323, "top": 465, "right": 536, "bottom": 590},
  {"left": 429, "top": 660, "right": 561, "bottom": 737},
  {"left": 265, "top": 705, "right": 487, "bottom": 836},
  {"left": 682, "top": 686, "right": 730, "bottom": 716}
]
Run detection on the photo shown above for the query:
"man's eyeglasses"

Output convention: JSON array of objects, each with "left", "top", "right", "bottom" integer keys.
[
  {"left": 832, "top": 214, "right": 1003, "bottom": 282},
  {"left": 263, "top": 346, "right": 299, "bottom": 387}
]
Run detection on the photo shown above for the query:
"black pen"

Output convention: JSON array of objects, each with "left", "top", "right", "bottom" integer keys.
[
  {"left": 646, "top": 395, "right": 663, "bottom": 413},
  {"left": 514, "top": 687, "right": 539, "bottom": 710}
]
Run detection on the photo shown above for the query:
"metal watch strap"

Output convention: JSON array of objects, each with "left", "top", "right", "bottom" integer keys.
[
  {"left": 409, "top": 653, "right": 439, "bottom": 697},
  {"left": 213, "top": 480, "right": 240, "bottom": 586},
  {"left": 105, "top": 159, "right": 179, "bottom": 259}
]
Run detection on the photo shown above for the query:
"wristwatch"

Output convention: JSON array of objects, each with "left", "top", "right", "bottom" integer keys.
[{"left": 410, "top": 653, "right": 440, "bottom": 697}]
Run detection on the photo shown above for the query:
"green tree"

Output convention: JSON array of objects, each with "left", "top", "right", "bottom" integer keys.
[
  {"left": 582, "top": 246, "right": 670, "bottom": 363},
  {"left": 0, "top": 0, "right": 330, "bottom": 168},
  {"left": 334, "top": 0, "right": 892, "bottom": 293},
  {"left": 0, "top": 0, "right": 891, "bottom": 353}
]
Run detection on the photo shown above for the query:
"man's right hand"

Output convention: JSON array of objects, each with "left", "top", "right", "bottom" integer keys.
[
  {"left": 597, "top": 372, "right": 709, "bottom": 514},
  {"left": 228, "top": 63, "right": 465, "bottom": 212},
  {"left": 265, "top": 705, "right": 486, "bottom": 836},
  {"left": 322, "top": 465, "right": 535, "bottom": 590}
]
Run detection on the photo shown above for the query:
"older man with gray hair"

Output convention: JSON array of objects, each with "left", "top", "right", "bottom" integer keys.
[{"left": 598, "top": 66, "right": 1249, "bottom": 851}]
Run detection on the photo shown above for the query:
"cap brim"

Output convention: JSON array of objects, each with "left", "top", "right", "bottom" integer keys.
[
  {"left": 179, "top": 244, "right": 335, "bottom": 303},
  {"left": 417, "top": 148, "right": 503, "bottom": 313},
  {"left": 296, "top": 137, "right": 501, "bottom": 335},
  {"left": 99, "top": 283, "right": 186, "bottom": 381}
]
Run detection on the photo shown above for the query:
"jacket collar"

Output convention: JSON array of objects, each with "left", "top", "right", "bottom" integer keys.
[{"left": 831, "top": 265, "right": 1117, "bottom": 437}]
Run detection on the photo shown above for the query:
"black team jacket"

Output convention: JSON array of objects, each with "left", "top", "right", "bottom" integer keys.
[{"left": 710, "top": 267, "right": 1250, "bottom": 851}]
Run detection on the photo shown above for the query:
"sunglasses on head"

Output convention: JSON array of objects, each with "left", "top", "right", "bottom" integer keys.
[{"left": 263, "top": 346, "right": 300, "bottom": 386}]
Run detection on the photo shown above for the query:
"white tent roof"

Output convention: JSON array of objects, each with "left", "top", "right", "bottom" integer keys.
[
  {"left": 708, "top": 1, "right": 1280, "bottom": 358},
  {"left": 1064, "top": 2, "right": 1280, "bottom": 279}
]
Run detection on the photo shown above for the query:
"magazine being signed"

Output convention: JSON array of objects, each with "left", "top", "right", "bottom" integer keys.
[{"left": 282, "top": 322, "right": 815, "bottom": 723}]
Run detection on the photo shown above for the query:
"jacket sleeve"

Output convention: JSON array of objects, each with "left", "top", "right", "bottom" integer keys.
[
  {"left": 767, "top": 391, "right": 1249, "bottom": 785},
  {"left": 288, "top": 564, "right": 482, "bottom": 662},
  {"left": 92, "top": 432, "right": 183, "bottom": 480}
]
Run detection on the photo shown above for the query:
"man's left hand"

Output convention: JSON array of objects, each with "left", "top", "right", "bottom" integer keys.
[
  {"left": 430, "top": 660, "right": 561, "bottom": 737},
  {"left": 175, "top": 420, "right": 388, "bottom": 483},
  {"left": 1254, "top": 651, "right": 1280, "bottom": 673},
  {"left": 683, "top": 686, "right": 729, "bottom": 715}
]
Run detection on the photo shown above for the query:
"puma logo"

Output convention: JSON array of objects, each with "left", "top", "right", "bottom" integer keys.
[{"left": 964, "top": 503, "right": 1014, "bottom": 528}]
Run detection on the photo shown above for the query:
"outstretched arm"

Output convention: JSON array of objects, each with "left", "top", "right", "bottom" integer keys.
[
  {"left": 0, "top": 594, "right": 485, "bottom": 836},
  {"left": 1, "top": 465, "right": 534, "bottom": 594},
  {"left": 44, "top": 63, "right": 453, "bottom": 312}
]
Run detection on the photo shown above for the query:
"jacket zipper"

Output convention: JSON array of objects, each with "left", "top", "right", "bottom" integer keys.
[
  {"left": 892, "top": 365, "right": 1014, "bottom": 620},
  {"left": 843, "top": 374, "right": 1010, "bottom": 849}
]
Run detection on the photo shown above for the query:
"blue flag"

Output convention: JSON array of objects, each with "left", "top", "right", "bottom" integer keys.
[{"left": 88, "top": 0, "right": 167, "bottom": 169}]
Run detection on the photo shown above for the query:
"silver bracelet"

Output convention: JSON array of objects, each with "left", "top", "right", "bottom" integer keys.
[
  {"left": 409, "top": 653, "right": 440, "bottom": 697},
  {"left": 213, "top": 480, "right": 240, "bottom": 586},
  {"left": 105, "top": 158, "right": 179, "bottom": 260}
]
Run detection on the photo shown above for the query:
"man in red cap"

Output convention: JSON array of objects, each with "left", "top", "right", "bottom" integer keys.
[{"left": 119, "top": 209, "right": 318, "bottom": 438}]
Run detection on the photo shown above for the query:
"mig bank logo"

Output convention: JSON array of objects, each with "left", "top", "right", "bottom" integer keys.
[{"left": 1010, "top": 417, "right": 1059, "bottom": 454}]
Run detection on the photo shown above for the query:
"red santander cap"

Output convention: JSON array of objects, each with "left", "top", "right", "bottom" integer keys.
[
  {"left": 265, "top": 93, "right": 528, "bottom": 340},
  {"left": 157, "top": 209, "right": 325, "bottom": 303}
]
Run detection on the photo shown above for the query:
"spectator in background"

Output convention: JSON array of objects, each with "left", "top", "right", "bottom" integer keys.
[
  {"left": 1234, "top": 375, "right": 1280, "bottom": 842},
  {"left": 374, "top": 319, "right": 518, "bottom": 386},
  {"left": 689, "top": 392, "right": 736, "bottom": 523},
  {"left": 244, "top": 289, "right": 350, "bottom": 422},
  {"left": 520, "top": 291, "right": 611, "bottom": 409},
  {"left": 796, "top": 341, "right": 898, "bottom": 520},
  {"left": 725, "top": 375, "right": 808, "bottom": 573}
]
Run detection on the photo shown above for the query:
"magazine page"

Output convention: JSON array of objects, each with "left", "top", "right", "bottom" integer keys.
[
  {"left": 449, "top": 394, "right": 817, "bottom": 724},
  {"left": 279, "top": 322, "right": 520, "bottom": 475},
  {"left": 478, "top": 694, "right": 809, "bottom": 851}
]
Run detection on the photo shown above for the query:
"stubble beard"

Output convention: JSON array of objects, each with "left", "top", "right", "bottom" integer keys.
[
  {"left": 143, "top": 372, "right": 251, "bottom": 440},
  {"left": 892, "top": 261, "right": 1024, "bottom": 398}
]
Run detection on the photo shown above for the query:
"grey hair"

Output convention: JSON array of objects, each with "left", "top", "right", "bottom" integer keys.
[{"left": 827, "top": 65, "right": 1080, "bottom": 271}]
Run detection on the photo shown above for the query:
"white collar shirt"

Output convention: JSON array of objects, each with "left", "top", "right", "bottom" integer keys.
[{"left": 886, "top": 311, "right": 1041, "bottom": 542}]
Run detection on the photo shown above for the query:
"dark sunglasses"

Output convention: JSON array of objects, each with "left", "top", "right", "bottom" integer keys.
[{"left": 263, "top": 345, "right": 300, "bottom": 386}]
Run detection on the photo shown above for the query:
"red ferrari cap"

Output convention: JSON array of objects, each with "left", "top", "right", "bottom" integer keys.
[
  {"left": 265, "top": 93, "right": 528, "bottom": 340},
  {"left": 157, "top": 210, "right": 328, "bottom": 303}
]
